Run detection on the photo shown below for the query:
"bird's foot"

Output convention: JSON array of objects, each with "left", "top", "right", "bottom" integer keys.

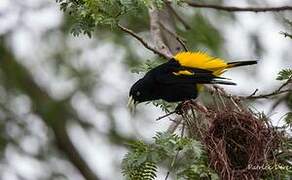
[{"left": 175, "top": 100, "right": 196, "bottom": 115}]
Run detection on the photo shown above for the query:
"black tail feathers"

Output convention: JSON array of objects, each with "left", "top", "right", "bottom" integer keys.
[
  {"left": 211, "top": 79, "right": 237, "bottom": 85},
  {"left": 227, "top": 60, "right": 257, "bottom": 68}
]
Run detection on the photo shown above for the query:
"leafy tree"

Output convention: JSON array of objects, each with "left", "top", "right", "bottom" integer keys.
[
  {"left": 0, "top": 0, "right": 291, "bottom": 180},
  {"left": 55, "top": 0, "right": 292, "bottom": 178}
]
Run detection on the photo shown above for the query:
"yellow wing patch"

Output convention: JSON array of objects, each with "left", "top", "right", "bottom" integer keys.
[
  {"left": 174, "top": 52, "right": 228, "bottom": 76},
  {"left": 173, "top": 70, "right": 194, "bottom": 76}
]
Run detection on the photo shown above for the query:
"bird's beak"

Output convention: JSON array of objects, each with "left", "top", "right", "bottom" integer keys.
[{"left": 127, "top": 96, "right": 138, "bottom": 113}]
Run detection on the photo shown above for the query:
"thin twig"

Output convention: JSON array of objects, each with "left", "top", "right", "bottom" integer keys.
[
  {"left": 247, "top": 88, "right": 259, "bottom": 98},
  {"left": 117, "top": 23, "right": 171, "bottom": 59},
  {"left": 230, "top": 97, "right": 242, "bottom": 112},
  {"left": 185, "top": 1, "right": 292, "bottom": 12},
  {"left": 164, "top": 172, "right": 170, "bottom": 180},
  {"left": 156, "top": 110, "right": 177, "bottom": 121},
  {"left": 213, "top": 86, "right": 227, "bottom": 108},
  {"left": 167, "top": 116, "right": 183, "bottom": 133},
  {"left": 243, "top": 76, "right": 292, "bottom": 99},
  {"left": 165, "top": 123, "right": 185, "bottom": 180},
  {"left": 165, "top": 2, "right": 191, "bottom": 30},
  {"left": 278, "top": 76, "right": 292, "bottom": 91},
  {"left": 280, "top": 32, "right": 292, "bottom": 39},
  {"left": 268, "top": 96, "right": 286, "bottom": 113},
  {"left": 244, "top": 89, "right": 292, "bottom": 99},
  {"left": 159, "top": 22, "right": 188, "bottom": 51},
  {"left": 206, "top": 80, "right": 291, "bottom": 100}
]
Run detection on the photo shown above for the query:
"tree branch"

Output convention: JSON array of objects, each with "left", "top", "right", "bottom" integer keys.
[
  {"left": 117, "top": 23, "right": 171, "bottom": 59},
  {"left": 0, "top": 42, "right": 100, "bottom": 180},
  {"left": 244, "top": 89, "right": 292, "bottom": 99},
  {"left": 242, "top": 76, "right": 292, "bottom": 99},
  {"left": 147, "top": 2, "right": 187, "bottom": 136},
  {"left": 205, "top": 81, "right": 292, "bottom": 101},
  {"left": 185, "top": 1, "right": 292, "bottom": 12},
  {"left": 280, "top": 31, "right": 292, "bottom": 39},
  {"left": 165, "top": 2, "right": 191, "bottom": 30},
  {"left": 159, "top": 22, "right": 188, "bottom": 51},
  {"left": 149, "top": 5, "right": 174, "bottom": 58}
]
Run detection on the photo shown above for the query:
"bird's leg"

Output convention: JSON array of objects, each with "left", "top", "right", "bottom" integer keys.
[
  {"left": 156, "top": 101, "right": 192, "bottom": 120},
  {"left": 175, "top": 100, "right": 208, "bottom": 114},
  {"left": 156, "top": 101, "right": 194, "bottom": 120},
  {"left": 175, "top": 101, "right": 184, "bottom": 115},
  {"left": 175, "top": 100, "right": 194, "bottom": 115}
]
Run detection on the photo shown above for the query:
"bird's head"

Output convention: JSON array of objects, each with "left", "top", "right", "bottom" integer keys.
[{"left": 127, "top": 78, "right": 155, "bottom": 113}]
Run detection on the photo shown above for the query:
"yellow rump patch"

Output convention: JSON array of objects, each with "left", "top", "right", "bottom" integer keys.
[
  {"left": 196, "top": 84, "right": 204, "bottom": 92},
  {"left": 174, "top": 52, "right": 228, "bottom": 76}
]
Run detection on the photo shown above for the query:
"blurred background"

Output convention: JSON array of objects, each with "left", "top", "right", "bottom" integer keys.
[{"left": 0, "top": 0, "right": 291, "bottom": 179}]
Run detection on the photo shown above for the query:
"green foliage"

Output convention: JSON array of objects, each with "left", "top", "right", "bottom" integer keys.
[
  {"left": 57, "top": 0, "right": 143, "bottom": 36},
  {"left": 276, "top": 68, "right": 292, "bottom": 81},
  {"left": 122, "top": 140, "right": 157, "bottom": 180},
  {"left": 150, "top": 100, "right": 177, "bottom": 113},
  {"left": 281, "top": 18, "right": 292, "bottom": 39},
  {"left": 56, "top": 0, "right": 182, "bottom": 37},
  {"left": 176, "top": 163, "right": 219, "bottom": 180},
  {"left": 284, "top": 18, "right": 292, "bottom": 27},
  {"left": 130, "top": 59, "right": 161, "bottom": 74},
  {"left": 122, "top": 132, "right": 218, "bottom": 180},
  {"left": 262, "top": 163, "right": 292, "bottom": 180},
  {"left": 284, "top": 112, "right": 292, "bottom": 128}
]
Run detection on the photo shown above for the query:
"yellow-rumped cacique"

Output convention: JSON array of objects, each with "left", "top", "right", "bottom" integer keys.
[{"left": 127, "top": 51, "right": 257, "bottom": 112}]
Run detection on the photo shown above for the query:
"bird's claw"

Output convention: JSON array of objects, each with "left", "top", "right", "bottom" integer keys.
[{"left": 175, "top": 100, "right": 196, "bottom": 115}]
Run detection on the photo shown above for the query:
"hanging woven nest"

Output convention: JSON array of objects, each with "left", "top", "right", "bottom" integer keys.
[
  {"left": 173, "top": 86, "right": 286, "bottom": 179},
  {"left": 203, "top": 108, "right": 280, "bottom": 180}
]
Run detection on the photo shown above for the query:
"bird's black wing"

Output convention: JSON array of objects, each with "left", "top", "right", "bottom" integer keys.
[{"left": 155, "top": 61, "right": 236, "bottom": 85}]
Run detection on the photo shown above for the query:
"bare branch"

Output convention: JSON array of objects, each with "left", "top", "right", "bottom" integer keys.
[
  {"left": 117, "top": 23, "right": 171, "bottom": 59},
  {"left": 159, "top": 22, "right": 188, "bottom": 51},
  {"left": 52, "top": 120, "right": 101, "bottom": 180},
  {"left": 165, "top": 2, "right": 191, "bottom": 30},
  {"left": 185, "top": 1, "right": 292, "bottom": 12},
  {"left": 241, "top": 76, "right": 292, "bottom": 99},
  {"left": 280, "top": 32, "right": 292, "bottom": 39},
  {"left": 149, "top": 5, "right": 174, "bottom": 58},
  {"left": 0, "top": 43, "right": 100, "bottom": 180},
  {"left": 247, "top": 89, "right": 259, "bottom": 98},
  {"left": 147, "top": 2, "right": 187, "bottom": 136},
  {"left": 206, "top": 81, "right": 291, "bottom": 100},
  {"left": 245, "top": 89, "right": 292, "bottom": 99},
  {"left": 278, "top": 76, "right": 292, "bottom": 91}
]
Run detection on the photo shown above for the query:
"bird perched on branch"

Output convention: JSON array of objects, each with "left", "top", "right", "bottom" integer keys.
[{"left": 128, "top": 51, "right": 257, "bottom": 112}]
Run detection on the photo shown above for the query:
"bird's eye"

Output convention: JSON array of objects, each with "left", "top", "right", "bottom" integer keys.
[{"left": 136, "top": 91, "right": 141, "bottom": 96}]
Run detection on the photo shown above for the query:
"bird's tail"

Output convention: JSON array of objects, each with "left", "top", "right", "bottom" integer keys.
[
  {"left": 210, "top": 79, "right": 236, "bottom": 85},
  {"left": 227, "top": 60, "right": 257, "bottom": 68},
  {"left": 198, "top": 60, "right": 257, "bottom": 86}
]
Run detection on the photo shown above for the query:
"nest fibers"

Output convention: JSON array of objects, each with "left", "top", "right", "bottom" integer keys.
[{"left": 203, "top": 109, "right": 280, "bottom": 180}]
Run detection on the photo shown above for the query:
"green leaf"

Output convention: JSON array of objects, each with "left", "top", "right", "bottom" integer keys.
[
  {"left": 284, "top": 112, "right": 292, "bottom": 127},
  {"left": 130, "top": 59, "right": 161, "bottom": 74},
  {"left": 56, "top": 0, "right": 185, "bottom": 37},
  {"left": 276, "top": 69, "right": 292, "bottom": 80},
  {"left": 121, "top": 132, "right": 211, "bottom": 179},
  {"left": 284, "top": 18, "right": 292, "bottom": 27}
]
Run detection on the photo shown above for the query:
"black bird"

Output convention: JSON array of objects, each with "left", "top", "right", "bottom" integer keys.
[{"left": 128, "top": 51, "right": 257, "bottom": 112}]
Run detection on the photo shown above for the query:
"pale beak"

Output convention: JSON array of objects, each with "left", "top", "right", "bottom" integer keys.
[{"left": 127, "top": 96, "right": 138, "bottom": 113}]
